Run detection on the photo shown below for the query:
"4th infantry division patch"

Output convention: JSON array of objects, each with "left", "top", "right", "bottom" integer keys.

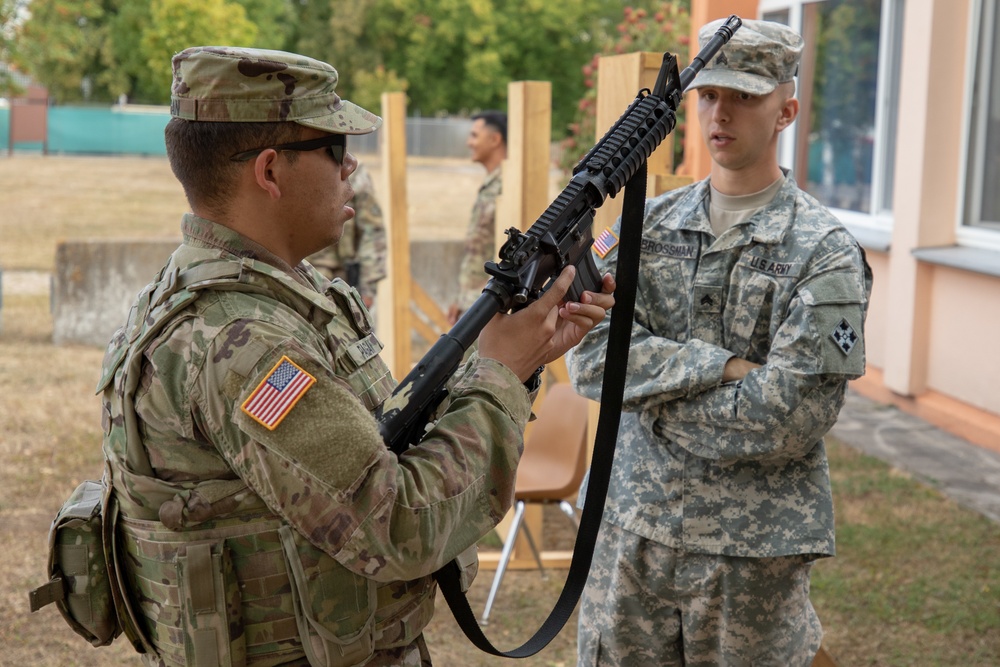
[{"left": 242, "top": 356, "right": 316, "bottom": 430}]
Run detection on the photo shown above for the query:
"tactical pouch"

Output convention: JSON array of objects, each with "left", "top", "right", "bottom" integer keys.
[{"left": 29, "top": 479, "right": 119, "bottom": 647}]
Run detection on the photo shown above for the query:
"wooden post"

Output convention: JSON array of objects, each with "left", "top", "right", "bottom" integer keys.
[
  {"left": 376, "top": 92, "right": 411, "bottom": 379},
  {"left": 497, "top": 81, "right": 552, "bottom": 243}
]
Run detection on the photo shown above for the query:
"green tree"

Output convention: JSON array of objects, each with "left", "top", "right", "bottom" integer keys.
[
  {"left": 559, "top": 2, "right": 691, "bottom": 172},
  {"left": 139, "top": 0, "right": 258, "bottom": 104},
  {"left": 18, "top": 0, "right": 288, "bottom": 104},
  {"left": 360, "top": 0, "right": 639, "bottom": 130},
  {"left": 15, "top": 0, "right": 118, "bottom": 102},
  {"left": 0, "top": 0, "right": 28, "bottom": 96}
]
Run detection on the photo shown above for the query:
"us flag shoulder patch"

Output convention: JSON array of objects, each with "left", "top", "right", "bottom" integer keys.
[
  {"left": 592, "top": 227, "right": 620, "bottom": 258},
  {"left": 241, "top": 356, "right": 316, "bottom": 430}
]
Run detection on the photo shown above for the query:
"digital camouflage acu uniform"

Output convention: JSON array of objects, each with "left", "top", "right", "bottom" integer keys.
[
  {"left": 456, "top": 167, "right": 502, "bottom": 311},
  {"left": 567, "top": 20, "right": 873, "bottom": 667},
  {"left": 98, "top": 46, "right": 533, "bottom": 667},
  {"left": 306, "top": 162, "right": 387, "bottom": 302}
]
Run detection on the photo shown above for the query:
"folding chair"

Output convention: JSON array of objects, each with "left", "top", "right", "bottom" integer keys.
[{"left": 480, "top": 382, "right": 591, "bottom": 624}]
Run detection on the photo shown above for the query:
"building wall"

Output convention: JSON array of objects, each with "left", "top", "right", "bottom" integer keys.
[
  {"left": 925, "top": 267, "right": 1000, "bottom": 415},
  {"left": 860, "top": 249, "right": 889, "bottom": 372}
]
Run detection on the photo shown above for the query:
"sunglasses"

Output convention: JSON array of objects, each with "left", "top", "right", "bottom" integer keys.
[{"left": 229, "top": 133, "right": 347, "bottom": 164}]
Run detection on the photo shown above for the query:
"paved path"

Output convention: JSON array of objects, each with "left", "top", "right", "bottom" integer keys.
[{"left": 832, "top": 390, "right": 1000, "bottom": 523}]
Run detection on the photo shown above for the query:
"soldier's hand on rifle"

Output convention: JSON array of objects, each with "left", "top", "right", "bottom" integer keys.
[{"left": 478, "top": 266, "right": 615, "bottom": 383}]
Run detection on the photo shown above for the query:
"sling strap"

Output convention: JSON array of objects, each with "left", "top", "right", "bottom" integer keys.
[{"left": 433, "top": 163, "right": 648, "bottom": 657}]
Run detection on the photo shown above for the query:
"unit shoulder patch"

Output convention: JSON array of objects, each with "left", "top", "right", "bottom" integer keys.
[{"left": 830, "top": 318, "right": 859, "bottom": 356}]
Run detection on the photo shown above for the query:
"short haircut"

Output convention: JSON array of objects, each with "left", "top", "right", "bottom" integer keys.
[
  {"left": 471, "top": 110, "right": 507, "bottom": 146},
  {"left": 164, "top": 119, "right": 303, "bottom": 212}
]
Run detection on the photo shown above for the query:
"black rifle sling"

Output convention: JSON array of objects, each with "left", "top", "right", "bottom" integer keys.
[{"left": 434, "top": 162, "right": 648, "bottom": 658}]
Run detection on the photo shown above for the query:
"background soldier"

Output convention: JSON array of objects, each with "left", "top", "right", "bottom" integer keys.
[
  {"left": 447, "top": 110, "right": 507, "bottom": 325},
  {"left": 307, "top": 161, "right": 386, "bottom": 308}
]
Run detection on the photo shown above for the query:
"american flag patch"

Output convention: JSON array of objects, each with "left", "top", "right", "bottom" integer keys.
[
  {"left": 592, "top": 227, "right": 620, "bottom": 258},
  {"left": 241, "top": 356, "right": 316, "bottom": 430}
]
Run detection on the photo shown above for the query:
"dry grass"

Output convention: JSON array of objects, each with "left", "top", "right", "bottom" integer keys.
[
  {"left": 2, "top": 154, "right": 999, "bottom": 667},
  {"left": 0, "top": 153, "right": 481, "bottom": 272}
]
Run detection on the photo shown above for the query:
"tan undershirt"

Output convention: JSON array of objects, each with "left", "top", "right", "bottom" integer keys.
[{"left": 709, "top": 175, "right": 786, "bottom": 237}]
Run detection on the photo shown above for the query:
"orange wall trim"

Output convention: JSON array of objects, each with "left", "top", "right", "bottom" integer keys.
[{"left": 850, "top": 367, "right": 1000, "bottom": 456}]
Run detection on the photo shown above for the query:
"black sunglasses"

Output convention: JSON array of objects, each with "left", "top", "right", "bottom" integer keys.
[{"left": 229, "top": 133, "right": 347, "bottom": 164}]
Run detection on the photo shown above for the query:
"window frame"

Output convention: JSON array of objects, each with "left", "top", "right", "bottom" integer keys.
[
  {"left": 759, "top": 0, "right": 904, "bottom": 248},
  {"left": 958, "top": 0, "right": 1000, "bottom": 251}
]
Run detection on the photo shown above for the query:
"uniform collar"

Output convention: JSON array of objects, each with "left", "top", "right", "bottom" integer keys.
[
  {"left": 664, "top": 172, "right": 799, "bottom": 246},
  {"left": 180, "top": 213, "right": 318, "bottom": 289}
]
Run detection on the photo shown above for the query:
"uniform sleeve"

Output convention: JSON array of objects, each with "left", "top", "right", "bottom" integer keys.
[
  {"left": 651, "top": 240, "right": 871, "bottom": 464},
  {"left": 193, "top": 321, "right": 531, "bottom": 583},
  {"left": 566, "top": 218, "right": 733, "bottom": 412}
]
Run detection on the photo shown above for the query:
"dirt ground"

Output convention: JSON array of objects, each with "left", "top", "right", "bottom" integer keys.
[{"left": 0, "top": 153, "right": 579, "bottom": 667}]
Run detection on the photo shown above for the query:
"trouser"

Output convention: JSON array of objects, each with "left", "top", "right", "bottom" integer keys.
[{"left": 577, "top": 521, "right": 823, "bottom": 667}]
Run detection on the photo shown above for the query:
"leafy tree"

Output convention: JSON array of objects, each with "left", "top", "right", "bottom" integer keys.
[
  {"left": 0, "top": 0, "right": 29, "bottom": 96},
  {"left": 15, "top": 0, "right": 118, "bottom": 102},
  {"left": 360, "top": 0, "right": 640, "bottom": 130},
  {"left": 559, "top": 2, "right": 691, "bottom": 171},
  {"left": 18, "top": 0, "right": 287, "bottom": 104},
  {"left": 139, "top": 0, "right": 258, "bottom": 104}
]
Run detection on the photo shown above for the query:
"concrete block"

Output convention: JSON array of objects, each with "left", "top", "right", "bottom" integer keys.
[
  {"left": 409, "top": 238, "right": 465, "bottom": 309},
  {"left": 51, "top": 237, "right": 470, "bottom": 348},
  {"left": 52, "top": 239, "right": 180, "bottom": 347}
]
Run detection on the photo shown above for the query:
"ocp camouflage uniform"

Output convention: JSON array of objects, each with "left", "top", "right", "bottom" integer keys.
[
  {"left": 456, "top": 167, "right": 501, "bottom": 310},
  {"left": 98, "top": 214, "right": 531, "bottom": 667},
  {"left": 307, "top": 162, "right": 387, "bottom": 302},
  {"left": 567, "top": 175, "right": 872, "bottom": 665}
]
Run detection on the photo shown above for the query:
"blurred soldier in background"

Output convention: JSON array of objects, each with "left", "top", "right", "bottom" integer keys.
[
  {"left": 447, "top": 110, "right": 507, "bottom": 325},
  {"left": 307, "top": 161, "right": 386, "bottom": 308}
]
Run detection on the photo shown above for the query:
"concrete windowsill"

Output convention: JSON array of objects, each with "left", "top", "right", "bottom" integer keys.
[
  {"left": 912, "top": 245, "right": 1000, "bottom": 278},
  {"left": 841, "top": 222, "right": 892, "bottom": 253}
]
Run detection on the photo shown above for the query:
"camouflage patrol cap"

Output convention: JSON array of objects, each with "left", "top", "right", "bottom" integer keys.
[
  {"left": 689, "top": 19, "right": 803, "bottom": 95},
  {"left": 170, "top": 46, "right": 382, "bottom": 135}
]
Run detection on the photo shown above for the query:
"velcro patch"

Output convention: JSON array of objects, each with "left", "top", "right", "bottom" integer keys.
[
  {"left": 592, "top": 227, "right": 620, "bottom": 258},
  {"left": 241, "top": 356, "right": 316, "bottom": 430},
  {"left": 831, "top": 318, "right": 859, "bottom": 356}
]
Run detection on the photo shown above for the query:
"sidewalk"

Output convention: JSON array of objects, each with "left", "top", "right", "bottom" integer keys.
[{"left": 831, "top": 390, "right": 1000, "bottom": 524}]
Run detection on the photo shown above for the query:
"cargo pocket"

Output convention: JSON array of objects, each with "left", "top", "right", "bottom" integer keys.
[
  {"left": 278, "top": 526, "right": 376, "bottom": 667},
  {"left": 29, "top": 479, "right": 119, "bottom": 647}
]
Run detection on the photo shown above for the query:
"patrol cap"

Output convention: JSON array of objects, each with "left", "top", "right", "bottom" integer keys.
[
  {"left": 170, "top": 46, "right": 382, "bottom": 135},
  {"left": 688, "top": 19, "right": 803, "bottom": 95}
]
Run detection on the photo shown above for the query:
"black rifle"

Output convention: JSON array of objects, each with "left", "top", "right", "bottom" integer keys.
[{"left": 376, "top": 15, "right": 742, "bottom": 453}]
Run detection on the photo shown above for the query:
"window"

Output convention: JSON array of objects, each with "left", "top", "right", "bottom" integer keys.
[
  {"left": 963, "top": 0, "right": 1000, "bottom": 233},
  {"left": 760, "top": 0, "right": 903, "bottom": 226}
]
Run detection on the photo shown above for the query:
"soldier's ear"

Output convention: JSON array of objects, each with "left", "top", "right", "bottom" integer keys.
[
  {"left": 253, "top": 149, "right": 283, "bottom": 199},
  {"left": 776, "top": 96, "right": 799, "bottom": 132}
]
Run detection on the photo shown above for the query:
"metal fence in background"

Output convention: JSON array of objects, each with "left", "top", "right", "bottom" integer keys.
[
  {"left": 352, "top": 115, "right": 473, "bottom": 158},
  {"left": 0, "top": 104, "right": 474, "bottom": 159}
]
